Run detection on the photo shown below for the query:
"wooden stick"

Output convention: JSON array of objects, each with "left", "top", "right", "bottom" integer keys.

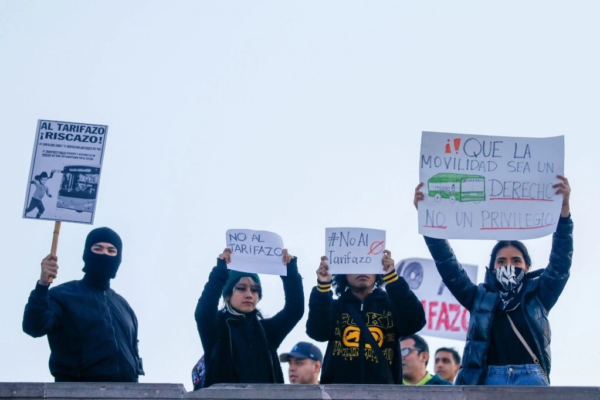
[{"left": 48, "top": 221, "right": 61, "bottom": 283}]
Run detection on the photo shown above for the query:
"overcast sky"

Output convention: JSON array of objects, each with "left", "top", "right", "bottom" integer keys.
[{"left": 1, "top": 1, "right": 599, "bottom": 390}]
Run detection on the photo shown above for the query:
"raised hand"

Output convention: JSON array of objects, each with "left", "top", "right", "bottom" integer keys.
[
  {"left": 218, "top": 248, "right": 232, "bottom": 263},
  {"left": 316, "top": 256, "right": 332, "bottom": 282},
  {"left": 414, "top": 182, "right": 425, "bottom": 210},
  {"left": 382, "top": 250, "right": 395, "bottom": 274}
]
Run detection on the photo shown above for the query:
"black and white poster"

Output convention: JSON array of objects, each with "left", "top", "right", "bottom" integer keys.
[{"left": 23, "top": 119, "right": 108, "bottom": 224}]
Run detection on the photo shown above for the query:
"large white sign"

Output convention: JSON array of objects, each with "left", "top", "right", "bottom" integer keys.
[
  {"left": 226, "top": 229, "right": 287, "bottom": 275},
  {"left": 23, "top": 120, "right": 108, "bottom": 224},
  {"left": 419, "top": 131, "right": 564, "bottom": 240},
  {"left": 396, "top": 258, "right": 478, "bottom": 341},
  {"left": 326, "top": 227, "right": 386, "bottom": 274}
]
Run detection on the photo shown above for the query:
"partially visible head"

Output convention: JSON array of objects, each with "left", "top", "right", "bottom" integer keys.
[
  {"left": 279, "top": 342, "right": 322, "bottom": 384},
  {"left": 434, "top": 347, "right": 461, "bottom": 383},
  {"left": 400, "top": 334, "right": 429, "bottom": 383},
  {"left": 332, "top": 274, "right": 384, "bottom": 296},
  {"left": 489, "top": 241, "right": 531, "bottom": 272},
  {"left": 35, "top": 171, "right": 49, "bottom": 183},
  {"left": 222, "top": 270, "right": 262, "bottom": 314},
  {"left": 82, "top": 227, "right": 122, "bottom": 281}
]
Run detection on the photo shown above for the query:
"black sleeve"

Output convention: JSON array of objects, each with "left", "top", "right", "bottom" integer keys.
[
  {"left": 384, "top": 271, "right": 426, "bottom": 336},
  {"left": 23, "top": 283, "right": 61, "bottom": 337},
  {"left": 261, "top": 257, "right": 305, "bottom": 349},
  {"left": 195, "top": 259, "right": 229, "bottom": 352},
  {"left": 306, "top": 283, "right": 335, "bottom": 342},
  {"left": 538, "top": 215, "right": 574, "bottom": 311},
  {"left": 423, "top": 236, "right": 478, "bottom": 311}
]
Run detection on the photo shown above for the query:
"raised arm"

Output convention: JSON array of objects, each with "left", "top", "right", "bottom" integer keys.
[
  {"left": 414, "top": 182, "right": 478, "bottom": 310},
  {"left": 195, "top": 249, "right": 230, "bottom": 351},
  {"left": 382, "top": 250, "right": 426, "bottom": 336},
  {"left": 538, "top": 175, "right": 573, "bottom": 311},
  {"left": 23, "top": 255, "right": 62, "bottom": 337},
  {"left": 261, "top": 250, "right": 304, "bottom": 348},
  {"left": 306, "top": 256, "right": 335, "bottom": 342}
]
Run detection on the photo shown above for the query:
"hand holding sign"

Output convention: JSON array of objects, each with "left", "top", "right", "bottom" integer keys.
[
  {"left": 316, "top": 256, "right": 332, "bottom": 282},
  {"left": 382, "top": 250, "right": 395, "bottom": 274},
  {"left": 553, "top": 175, "right": 571, "bottom": 217},
  {"left": 39, "top": 254, "right": 59, "bottom": 285},
  {"left": 218, "top": 248, "right": 232, "bottom": 264},
  {"left": 282, "top": 249, "right": 294, "bottom": 265},
  {"left": 414, "top": 182, "right": 425, "bottom": 210}
]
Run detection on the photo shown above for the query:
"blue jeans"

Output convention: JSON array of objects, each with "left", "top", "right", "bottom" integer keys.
[{"left": 483, "top": 364, "right": 548, "bottom": 386}]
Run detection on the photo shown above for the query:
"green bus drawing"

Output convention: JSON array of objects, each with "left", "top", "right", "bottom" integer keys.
[{"left": 427, "top": 173, "right": 486, "bottom": 203}]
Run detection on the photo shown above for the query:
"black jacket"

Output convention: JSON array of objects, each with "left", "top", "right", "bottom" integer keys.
[
  {"left": 23, "top": 277, "right": 144, "bottom": 382},
  {"left": 424, "top": 216, "right": 573, "bottom": 385},
  {"left": 306, "top": 271, "right": 426, "bottom": 384},
  {"left": 195, "top": 258, "right": 304, "bottom": 387}
]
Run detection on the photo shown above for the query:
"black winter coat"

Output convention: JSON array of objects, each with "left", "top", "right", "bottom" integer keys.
[
  {"left": 23, "top": 278, "right": 144, "bottom": 382},
  {"left": 306, "top": 271, "right": 426, "bottom": 384},
  {"left": 424, "top": 216, "right": 573, "bottom": 385},
  {"left": 195, "top": 258, "right": 304, "bottom": 387}
]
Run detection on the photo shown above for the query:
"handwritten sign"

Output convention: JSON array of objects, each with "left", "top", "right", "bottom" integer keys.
[
  {"left": 226, "top": 229, "right": 287, "bottom": 275},
  {"left": 396, "top": 258, "right": 477, "bottom": 341},
  {"left": 419, "top": 131, "right": 564, "bottom": 240},
  {"left": 23, "top": 120, "right": 108, "bottom": 224},
  {"left": 325, "top": 228, "right": 386, "bottom": 274}
]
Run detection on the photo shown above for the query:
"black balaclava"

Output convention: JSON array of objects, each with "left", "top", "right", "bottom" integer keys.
[{"left": 82, "top": 227, "right": 122, "bottom": 290}]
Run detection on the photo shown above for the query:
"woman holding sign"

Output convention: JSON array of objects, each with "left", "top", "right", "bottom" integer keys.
[
  {"left": 195, "top": 248, "right": 304, "bottom": 387},
  {"left": 414, "top": 175, "right": 573, "bottom": 386}
]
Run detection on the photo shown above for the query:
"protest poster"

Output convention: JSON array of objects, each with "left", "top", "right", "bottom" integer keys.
[
  {"left": 419, "top": 131, "right": 564, "bottom": 240},
  {"left": 396, "top": 258, "right": 478, "bottom": 341},
  {"left": 226, "top": 229, "right": 287, "bottom": 275},
  {"left": 23, "top": 120, "right": 108, "bottom": 224},
  {"left": 325, "top": 228, "right": 386, "bottom": 274}
]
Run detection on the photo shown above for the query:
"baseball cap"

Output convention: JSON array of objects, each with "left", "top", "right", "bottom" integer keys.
[{"left": 279, "top": 342, "right": 323, "bottom": 363}]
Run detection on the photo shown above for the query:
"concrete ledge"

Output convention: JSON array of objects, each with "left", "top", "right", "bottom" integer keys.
[
  {"left": 1, "top": 383, "right": 599, "bottom": 400},
  {"left": 189, "top": 384, "right": 600, "bottom": 400},
  {"left": 0, "top": 383, "right": 186, "bottom": 399}
]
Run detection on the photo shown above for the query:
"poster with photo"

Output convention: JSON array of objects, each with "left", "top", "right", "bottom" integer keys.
[{"left": 23, "top": 119, "right": 108, "bottom": 224}]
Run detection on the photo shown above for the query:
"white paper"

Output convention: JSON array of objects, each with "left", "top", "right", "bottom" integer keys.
[
  {"left": 418, "top": 131, "right": 564, "bottom": 240},
  {"left": 325, "top": 227, "right": 386, "bottom": 274},
  {"left": 226, "top": 229, "right": 287, "bottom": 276},
  {"left": 396, "top": 258, "right": 478, "bottom": 341},
  {"left": 23, "top": 120, "right": 108, "bottom": 224}
]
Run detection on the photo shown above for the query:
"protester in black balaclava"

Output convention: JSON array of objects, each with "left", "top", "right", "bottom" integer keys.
[
  {"left": 82, "top": 227, "right": 123, "bottom": 290},
  {"left": 23, "top": 227, "right": 144, "bottom": 382}
]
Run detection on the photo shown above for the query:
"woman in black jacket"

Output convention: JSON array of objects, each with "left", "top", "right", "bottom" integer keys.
[
  {"left": 414, "top": 175, "right": 572, "bottom": 385},
  {"left": 195, "top": 248, "right": 304, "bottom": 387}
]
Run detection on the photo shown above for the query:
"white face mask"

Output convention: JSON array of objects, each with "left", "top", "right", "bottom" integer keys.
[{"left": 494, "top": 265, "right": 525, "bottom": 292}]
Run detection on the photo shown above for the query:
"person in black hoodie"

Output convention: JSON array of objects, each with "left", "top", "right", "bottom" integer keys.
[
  {"left": 306, "top": 250, "right": 426, "bottom": 384},
  {"left": 195, "top": 248, "right": 304, "bottom": 388},
  {"left": 23, "top": 227, "right": 144, "bottom": 382},
  {"left": 413, "top": 175, "right": 572, "bottom": 385}
]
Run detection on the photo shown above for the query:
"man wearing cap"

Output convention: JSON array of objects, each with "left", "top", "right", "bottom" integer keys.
[
  {"left": 279, "top": 342, "right": 322, "bottom": 384},
  {"left": 23, "top": 227, "right": 144, "bottom": 382}
]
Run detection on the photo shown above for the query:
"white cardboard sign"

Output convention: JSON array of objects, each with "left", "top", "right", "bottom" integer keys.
[
  {"left": 325, "top": 227, "right": 386, "bottom": 274},
  {"left": 419, "top": 131, "right": 564, "bottom": 240},
  {"left": 226, "top": 229, "right": 287, "bottom": 276},
  {"left": 23, "top": 120, "right": 108, "bottom": 224},
  {"left": 396, "top": 257, "right": 478, "bottom": 341}
]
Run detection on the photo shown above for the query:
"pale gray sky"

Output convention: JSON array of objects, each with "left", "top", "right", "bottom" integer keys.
[{"left": 1, "top": 1, "right": 598, "bottom": 389}]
